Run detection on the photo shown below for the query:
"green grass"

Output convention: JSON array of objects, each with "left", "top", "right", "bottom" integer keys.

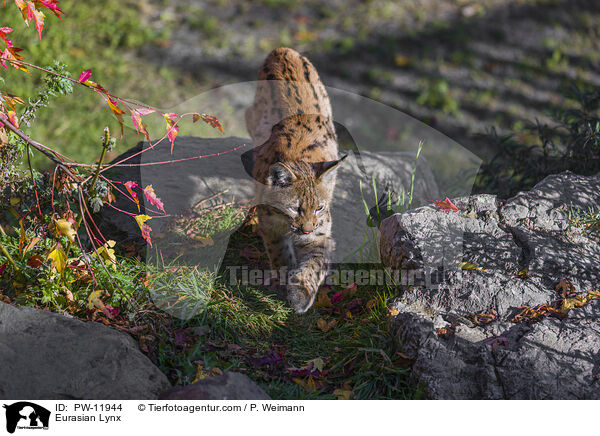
[{"left": 152, "top": 261, "right": 414, "bottom": 399}]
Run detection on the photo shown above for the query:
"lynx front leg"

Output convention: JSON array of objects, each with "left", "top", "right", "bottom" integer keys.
[
  {"left": 287, "top": 237, "right": 333, "bottom": 313},
  {"left": 257, "top": 206, "right": 297, "bottom": 287}
]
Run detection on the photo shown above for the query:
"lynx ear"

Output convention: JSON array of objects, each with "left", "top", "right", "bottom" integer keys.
[
  {"left": 268, "top": 162, "right": 296, "bottom": 187},
  {"left": 315, "top": 154, "right": 348, "bottom": 181}
]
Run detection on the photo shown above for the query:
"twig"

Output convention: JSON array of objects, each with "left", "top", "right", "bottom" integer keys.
[{"left": 0, "top": 117, "right": 81, "bottom": 181}]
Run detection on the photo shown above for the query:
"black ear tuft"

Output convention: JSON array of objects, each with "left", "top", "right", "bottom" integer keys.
[
  {"left": 268, "top": 162, "right": 296, "bottom": 187},
  {"left": 315, "top": 154, "right": 348, "bottom": 181}
]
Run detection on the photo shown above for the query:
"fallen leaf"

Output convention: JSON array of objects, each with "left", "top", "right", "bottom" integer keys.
[
  {"left": 293, "top": 375, "right": 317, "bottom": 392},
  {"left": 316, "top": 318, "right": 337, "bottom": 333},
  {"left": 436, "top": 325, "right": 456, "bottom": 339},
  {"left": 460, "top": 261, "right": 487, "bottom": 272},
  {"left": 314, "top": 288, "right": 332, "bottom": 307},
  {"left": 366, "top": 298, "right": 377, "bottom": 310},
  {"left": 333, "top": 388, "right": 352, "bottom": 400},
  {"left": 471, "top": 309, "right": 497, "bottom": 326},
  {"left": 431, "top": 197, "right": 458, "bottom": 211},
  {"left": 556, "top": 278, "right": 575, "bottom": 299},
  {"left": 305, "top": 357, "right": 325, "bottom": 372},
  {"left": 517, "top": 269, "right": 531, "bottom": 279},
  {"left": 387, "top": 306, "right": 400, "bottom": 317},
  {"left": 394, "top": 54, "right": 411, "bottom": 67},
  {"left": 193, "top": 234, "right": 214, "bottom": 247}
]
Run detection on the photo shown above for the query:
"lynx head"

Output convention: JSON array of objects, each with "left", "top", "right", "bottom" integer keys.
[{"left": 265, "top": 156, "right": 346, "bottom": 235}]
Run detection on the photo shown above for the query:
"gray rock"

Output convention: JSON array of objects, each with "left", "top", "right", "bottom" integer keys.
[
  {"left": 100, "top": 136, "right": 439, "bottom": 264},
  {"left": 380, "top": 172, "right": 600, "bottom": 399},
  {"left": 159, "top": 372, "right": 271, "bottom": 400},
  {"left": 0, "top": 302, "right": 171, "bottom": 400}
]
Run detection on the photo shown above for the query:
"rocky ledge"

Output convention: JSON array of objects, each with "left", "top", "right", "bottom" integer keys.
[{"left": 380, "top": 171, "right": 600, "bottom": 399}]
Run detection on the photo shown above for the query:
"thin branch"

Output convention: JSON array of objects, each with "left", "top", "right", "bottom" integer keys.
[{"left": 0, "top": 117, "right": 81, "bottom": 181}]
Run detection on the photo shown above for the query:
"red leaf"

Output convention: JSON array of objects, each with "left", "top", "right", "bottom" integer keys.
[
  {"left": 0, "top": 263, "right": 6, "bottom": 275},
  {"left": 27, "top": 254, "right": 44, "bottom": 268},
  {"left": 37, "top": 0, "right": 63, "bottom": 17},
  {"left": 131, "top": 110, "right": 150, "bottom": 141},
  {"left": 1, "top": 44, "right": 27, "bottom": 71},
  {"left": 124, "top": 180, "right": 141, "bottom": 211},
  {"left": 135, "top": 108, "right": 155, "bottom": 116},
  {"left": 0, "top": 27, "right": 13, "bottom": 42},
  {"left": 431, "top": 197, "right": 458, "bottom": 211},
  {"left": 78, "top": 69, "right": 91, "bottom": 83},
  {"left": 143, "top": 185, "right": 164, "bottom": 212},
  {"left": 330, "top": 292, "right": 344, "bottom": 304}
]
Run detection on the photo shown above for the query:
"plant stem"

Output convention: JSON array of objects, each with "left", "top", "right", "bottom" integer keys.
[
  {"left": 65, "top": 128, "right": 110, "bottom": 256},
  {"left": 90, "top": 127, "right": 111, "bottom": 193},
  {"left": 0, "top": 224, "right": 20, "bottom": 275}
]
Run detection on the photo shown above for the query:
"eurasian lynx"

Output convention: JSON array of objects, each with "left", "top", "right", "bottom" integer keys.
[{"left": 246, "top": 47, "right": 345, "bottom": 313}]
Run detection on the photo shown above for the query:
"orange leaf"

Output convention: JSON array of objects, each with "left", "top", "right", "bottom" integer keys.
[
  {"left": 192, "top": 113, "right": 224, "bottom": 134},
  {"left": 106, "top": 97, "right": 124, "bottom": 137}
]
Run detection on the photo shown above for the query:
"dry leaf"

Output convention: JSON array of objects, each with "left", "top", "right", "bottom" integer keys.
[
  {"left": 460, "top": 261, "right": 487, "bottom": 272},
  {"left": 316, "top": 318, "right": 336, "bottom": 333},
  {"left": 305, "top": 358, "right": 325, "bottom": 372},
  {"left": 314, "top": 289, "right": 332, "bottom": 308},
  {"left": 387, "top": 306, "right": 400, "bottom": 317}
]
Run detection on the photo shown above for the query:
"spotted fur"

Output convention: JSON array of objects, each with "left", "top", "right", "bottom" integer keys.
[{"left": 246, "top": 48, "right": 344, "bottom": 313}]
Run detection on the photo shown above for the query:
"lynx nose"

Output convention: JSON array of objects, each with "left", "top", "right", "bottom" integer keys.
[{"left": 301, "top": 222, "right": 316, "bottom": 234}]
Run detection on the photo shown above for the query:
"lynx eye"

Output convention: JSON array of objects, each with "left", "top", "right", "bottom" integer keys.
[
  {"left": 288, "top": 206, "right": 300, "bottom": 214},
  {"left": 315, "top": 205, "right": 325, "bottom": 212}
]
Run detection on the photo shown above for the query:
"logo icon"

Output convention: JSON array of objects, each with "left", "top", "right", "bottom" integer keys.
[{"left": 3, "top": 402, "right": 50, "bottom": 434}]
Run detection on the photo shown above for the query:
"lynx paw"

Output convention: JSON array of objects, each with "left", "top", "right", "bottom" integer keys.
[{"left": 287, "top": 270, "right": 318, "bottom": 313}]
